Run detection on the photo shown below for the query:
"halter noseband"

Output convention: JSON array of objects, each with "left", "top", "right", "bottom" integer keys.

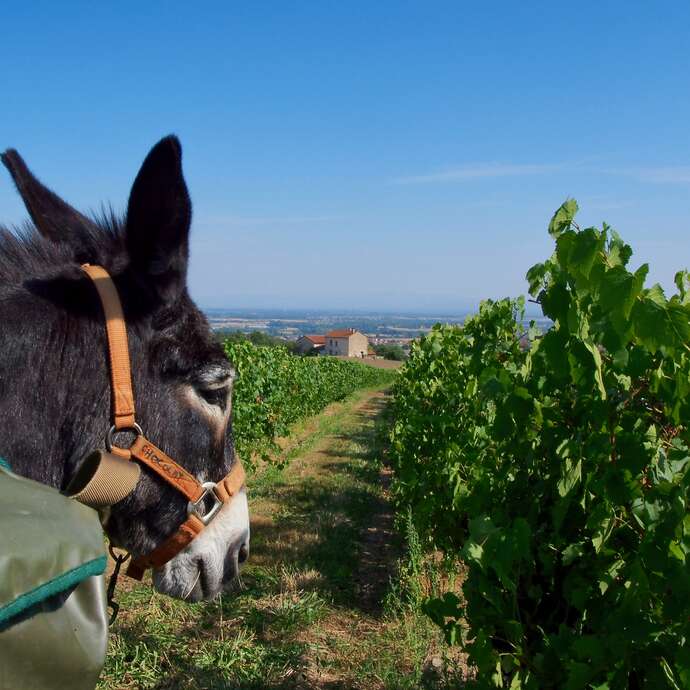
[{"left": 72, "top": 264, "right": 245, "bottom": 580}]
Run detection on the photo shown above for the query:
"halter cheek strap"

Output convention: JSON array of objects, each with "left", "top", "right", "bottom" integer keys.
[
  {"left": 80, "top": 264, "right": 245, "bottom": 580},
  {"left": 81, "top": 264, "right": 137, "bottom": 430}
]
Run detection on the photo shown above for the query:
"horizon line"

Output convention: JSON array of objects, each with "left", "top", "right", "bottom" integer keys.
[{"left": 199, "top": 305, "right": 547, "bottom": 317}]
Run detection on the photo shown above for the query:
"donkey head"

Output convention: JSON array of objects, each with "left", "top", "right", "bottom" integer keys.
[{"left": 0, "top": 136, "right": 249, "bottom": 601}]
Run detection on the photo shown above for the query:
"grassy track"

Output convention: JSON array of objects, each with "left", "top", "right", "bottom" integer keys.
[{"left": 98, "top": 387, "right": 466, "bottom": 690}]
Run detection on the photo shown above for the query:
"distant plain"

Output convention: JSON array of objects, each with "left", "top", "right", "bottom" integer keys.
[{"left": 204, "top": 308, "right": 552, "bottom": 341}]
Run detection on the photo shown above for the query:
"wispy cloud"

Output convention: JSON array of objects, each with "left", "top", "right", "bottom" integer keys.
[
  {"left": 392, "top": 163, "right": 563, "bottom": 185},
  {"left": 602, "top": 166, "right": 690, "bottom": 184},
  {"left": 393, "top": 162, "right": 690, "bottom": 186}
]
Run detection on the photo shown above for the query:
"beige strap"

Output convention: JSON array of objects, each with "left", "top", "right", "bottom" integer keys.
[
  {"left": 126, "top": 514, "right": 205, "bottom": 580},
  {"left": 66, "top": 450, "right": 141, "bottom": 509},
  {"left": 81, "top": 264, "right": 136, "bottom": 429}
]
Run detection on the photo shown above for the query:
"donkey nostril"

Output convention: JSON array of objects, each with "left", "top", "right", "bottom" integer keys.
[{"left": 238, "top": 543, "right": 249, "bottom": 564}]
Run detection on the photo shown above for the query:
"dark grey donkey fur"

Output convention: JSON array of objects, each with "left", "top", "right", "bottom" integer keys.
[{"left": 0, "top": 137, "right": 247, "bottom": 598}]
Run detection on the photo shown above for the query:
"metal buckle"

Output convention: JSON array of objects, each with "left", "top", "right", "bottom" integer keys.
[
  {"left": 106, "top": 423, "right": 143, "bottom": 452},
  {"left": 187, "top": 481, "right": 223, "bottom": 525}
]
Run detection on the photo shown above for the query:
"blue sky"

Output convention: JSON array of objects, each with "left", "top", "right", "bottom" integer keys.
[{"left": 1, "top": 2, "right": 689, "bottom": 312}]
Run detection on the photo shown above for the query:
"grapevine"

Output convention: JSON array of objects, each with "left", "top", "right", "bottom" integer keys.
[
  {"left": 225, "top": 340, "right": 395, "bottom": 464},
  {"left": 389, "top": 200, "right": 690, "bottom": 688}
]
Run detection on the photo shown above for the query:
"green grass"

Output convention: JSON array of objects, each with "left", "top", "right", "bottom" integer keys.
[{"left": 98, "top": 387, "right": 468, "bottom": 690}]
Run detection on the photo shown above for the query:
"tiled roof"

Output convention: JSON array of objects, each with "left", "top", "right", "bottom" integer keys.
[
  {"left": 303, "top": 335, "right": 326, "bottom": 344},
  {"left": 325, "top": 329, "right": 359, "bottom": 338}
]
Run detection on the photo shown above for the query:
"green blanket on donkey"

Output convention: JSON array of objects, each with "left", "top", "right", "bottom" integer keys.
[{"left": 0, "top": 458, "right": 108, "bottom": 690}]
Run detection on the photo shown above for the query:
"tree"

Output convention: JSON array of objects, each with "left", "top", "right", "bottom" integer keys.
[{"left": 373, "top": 343, "right": 406, "bottom": 361}]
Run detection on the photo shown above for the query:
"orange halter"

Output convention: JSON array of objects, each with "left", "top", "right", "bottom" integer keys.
[{"left": 80, "top": 264, "right": 245, "bottom": 580}]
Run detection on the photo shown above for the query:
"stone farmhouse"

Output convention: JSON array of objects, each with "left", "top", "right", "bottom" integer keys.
[
  {"left": 324, "top": 329, "right": 368, "bottom": 358},
  {"left": 295, "top": 329, "right": 369, "bottom": 358},
  {"left": 294, "top": 334, "right": 326, "bottom": 355}
]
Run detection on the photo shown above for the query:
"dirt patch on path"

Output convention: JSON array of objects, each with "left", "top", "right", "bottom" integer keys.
[{"left": 334, "top": 392, "right": 399, "bottom": 613}]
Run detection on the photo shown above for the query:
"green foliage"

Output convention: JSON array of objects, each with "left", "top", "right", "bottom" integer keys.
[
  {"left": 389, "top": 202, "right": 690, "bottom": 688},
  {"left": 216, "top": 329, "right": 297, "bottom": 352},
  {"left": 225, "top": 341, "right": 394, "bottom": 464},
  {"left": 374, "top": 343, "right": 408, "bottom": 361}
]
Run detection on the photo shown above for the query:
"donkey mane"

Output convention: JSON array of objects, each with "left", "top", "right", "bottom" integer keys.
[
  {"left": 0, "top": 211, "right": 123, "bottom": 285},
  {"left": 0, "top": 213, "right": 213, "bottom": 380}
]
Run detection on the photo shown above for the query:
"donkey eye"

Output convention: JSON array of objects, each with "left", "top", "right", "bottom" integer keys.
[
  {"left": 197, "top": 386, "right": 228, "bottom": 409},
  {"left": 192, "top": 364, "right": 234, "bottom": 411}
]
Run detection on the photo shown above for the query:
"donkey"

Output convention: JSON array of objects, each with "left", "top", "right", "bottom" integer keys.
[{"left": 0, "top": 136, "right": 249, "bottom": 601}]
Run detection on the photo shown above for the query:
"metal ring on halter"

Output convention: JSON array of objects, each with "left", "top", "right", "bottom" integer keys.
[
  {"left": 106, "top": 423, "right": 144, "bottom": 452},
  {"left": 187, "top": 481, "right": 224, "bottom": 526}
]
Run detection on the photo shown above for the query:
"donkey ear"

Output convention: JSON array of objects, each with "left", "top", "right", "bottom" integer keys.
[
  {"left": 125, "top": 135, "right": 191, "bottom": 300},
  {"left": 1, "top": 148, "right": 99, "bottom": 258}
]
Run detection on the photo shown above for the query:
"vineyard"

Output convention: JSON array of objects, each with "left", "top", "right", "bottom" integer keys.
[
  {"left": 225, "top": 341, "right": 395, "bottom": 463},
  {"left": 99, "top": 206, "right": 690, "bottom": 689},
  {"left": 389, "top": 201, "right": 690, "bottom": 688}
]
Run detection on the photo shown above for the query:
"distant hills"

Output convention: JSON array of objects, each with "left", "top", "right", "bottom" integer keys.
[{"left": 204, "top": 308, "right": 552, "bottom": 341}]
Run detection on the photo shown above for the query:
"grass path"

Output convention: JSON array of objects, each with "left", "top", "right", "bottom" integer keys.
[{"left": 99, "top": 387, "right": 462, "bottom": 690}]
